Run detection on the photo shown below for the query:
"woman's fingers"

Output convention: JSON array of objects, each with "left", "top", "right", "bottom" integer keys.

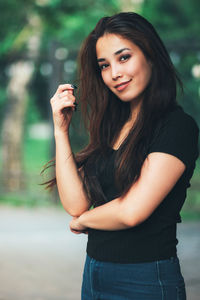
[
  {"left": 56, "top": 84, "right": 75, "bottom": 95},
  {"left": 51, "top": 93, "right": 75, "bottom": 109},
  {"left": 50, "top": 84, "right": 77, "bottom": 130},
  {"left": 51, "top": 91, "right": 75, "bottom": 103},
  {"left": 59, "top": 90, "right": 70, "bottom": 97},
  {"left": 70, "top": 228, "right": 88, "bottom": 235},
  {"left": 58, "top": 90, "right": 75, "bottom": 98},
  {"left": 52, "top": 101, "right": 75, "bottom": 116},
  {"left": 70, "top": 229, "right": 82, "bottom": 234},
  {"left": 50, "top": 84, "right": 77, "bottom": 106}
]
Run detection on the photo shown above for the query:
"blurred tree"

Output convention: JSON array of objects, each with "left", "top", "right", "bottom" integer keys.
[
  {"left": 141, "top": 0, "right": 200, "bottom": 122},
  {"left": 2, "top": 61, "right": 34, "bottom": 191},
  {"left": 119, "top": 0, "right": 143, "bottom": 12},
  {"left": 1, "top": 0, "right": 199, "bottom": 198},
  {"left": 0, "top": 1, "right": 41, "bottom": 192},
  {"left": 0, "top": 0, "right": 120, "bottom": 194}
]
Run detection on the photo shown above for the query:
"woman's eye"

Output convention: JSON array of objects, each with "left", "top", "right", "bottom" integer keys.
[
  {"left": 99, "top": 64, "right": 109, "bottom": 70},
  {"left": 120, "top": 54, "right": 131, "bottom": 61}
]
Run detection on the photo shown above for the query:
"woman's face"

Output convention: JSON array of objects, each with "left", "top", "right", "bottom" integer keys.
[{"left": 96, "top": 34, "right": 152, "bottom": 104}]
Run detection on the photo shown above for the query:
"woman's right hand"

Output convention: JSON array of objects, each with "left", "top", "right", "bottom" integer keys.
[{"left": 50, "top": 84, "right": 76, "bottom": 134}]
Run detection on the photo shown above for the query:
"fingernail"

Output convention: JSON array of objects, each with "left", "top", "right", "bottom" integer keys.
[{"left": 71, "top": 84, "right": 77, "bottom": 89}]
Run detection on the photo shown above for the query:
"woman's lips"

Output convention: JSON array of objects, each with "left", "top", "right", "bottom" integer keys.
[{"left": 115, "top": 80, "right": 132, "bottom": 91}]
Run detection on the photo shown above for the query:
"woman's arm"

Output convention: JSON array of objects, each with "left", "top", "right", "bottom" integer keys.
[
  {"left": 55, "top": 132, "right": 90, "bottom": 217},
  {"left": 51, "top": 84, "right": 90, "bottom": 217},
  {"left": 70, "top": 152, "right": 186, "bottom": 231}
]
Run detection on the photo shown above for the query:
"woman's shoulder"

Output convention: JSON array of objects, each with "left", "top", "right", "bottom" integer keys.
[
  {"left": 147, "top": 105, "right": 199, "bottom": 168},
  {"left": 166, "top": 105, "right": 198, "bottom": 127},
  {"left": 163, "top": 105, "right": 199, "bottom": 130}
]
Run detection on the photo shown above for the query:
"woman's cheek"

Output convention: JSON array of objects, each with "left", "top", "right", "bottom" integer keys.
[{"left": 102, "top": 73, "right": 110, "bottom": 87}]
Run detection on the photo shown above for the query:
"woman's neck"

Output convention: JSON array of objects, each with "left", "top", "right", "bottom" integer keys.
[
  {"left": 112, "top": 102, "right": 141, "bottom": 150},
  {"left": 128, "top": 99, "right": 142, "bottom": 125}
]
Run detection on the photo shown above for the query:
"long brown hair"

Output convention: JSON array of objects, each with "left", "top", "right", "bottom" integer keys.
[{"left": 43, "top": 12, "right": 182, "bottom": 206}]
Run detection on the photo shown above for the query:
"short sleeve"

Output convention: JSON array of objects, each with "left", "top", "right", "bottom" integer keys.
[{"left": 147, "top": 108, "right": 199, "bottom": 168}]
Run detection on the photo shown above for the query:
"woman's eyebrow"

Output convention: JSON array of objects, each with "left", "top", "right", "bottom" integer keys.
[
  {"left": 115, "top": 47, "right": 131, "bottom": 55},
  {"left": 97, "top": 47, "right": 131, "bottom": 62}
]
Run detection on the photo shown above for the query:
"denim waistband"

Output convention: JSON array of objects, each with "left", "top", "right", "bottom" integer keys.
[{"left": 81, "top": 255, "right": 186, "bottom": 300}]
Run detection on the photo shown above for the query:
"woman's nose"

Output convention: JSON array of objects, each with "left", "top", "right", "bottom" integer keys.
[{"left": 111, "top": 65, "right": 122, "bottom": 81}]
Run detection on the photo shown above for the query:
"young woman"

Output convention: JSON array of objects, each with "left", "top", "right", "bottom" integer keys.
[{"left": 48, "top": 12, "right": 199, "bottom": 300}]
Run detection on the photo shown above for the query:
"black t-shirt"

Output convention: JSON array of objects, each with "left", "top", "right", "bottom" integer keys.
[{"left": 86, "top": 106, "right": 199, "bottom": 263}]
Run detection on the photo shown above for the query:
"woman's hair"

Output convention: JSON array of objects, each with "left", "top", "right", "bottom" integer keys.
[{"left": 43, "top": 12, "right": 182, "bottom": 206}]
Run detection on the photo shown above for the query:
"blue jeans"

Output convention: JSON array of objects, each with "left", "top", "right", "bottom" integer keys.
[{"left": 81, "top": 255, "right": 186, "bottom": 300}]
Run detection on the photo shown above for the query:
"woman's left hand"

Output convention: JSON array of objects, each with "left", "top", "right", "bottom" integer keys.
[{"left": 69, "top": 217, "right": 88, "bottom": 234}]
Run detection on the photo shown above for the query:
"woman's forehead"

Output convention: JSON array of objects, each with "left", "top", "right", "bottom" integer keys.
[{"left": 96, "top": 34, "right": 137, "bottom": 58}]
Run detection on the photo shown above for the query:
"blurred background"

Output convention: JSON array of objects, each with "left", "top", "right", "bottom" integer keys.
[
  {"left": 0, "top": 0, "right": 200, "bottom": 211},
  {"left": 0, "top": 0, "right": 199, "bottom": 299}
]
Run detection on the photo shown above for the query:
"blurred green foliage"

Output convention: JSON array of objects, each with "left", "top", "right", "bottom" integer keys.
[
  {"left": 0, "top": 0, "right": 120, "bottom": 55},
  {"left": 0, "top": 0, "right": 120, "bottom": 123},
  {"left": 0, "top": 138, "right": 51, "bottom": 207},
  {"left": 142, "top": 0, "right": 200, "bottom": 122},
  {"left": 0, "top": 0, "right": 200, "bottom": 216},
  {"left": 0, "top": 0, "right": 199, "bottom": 125}
]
